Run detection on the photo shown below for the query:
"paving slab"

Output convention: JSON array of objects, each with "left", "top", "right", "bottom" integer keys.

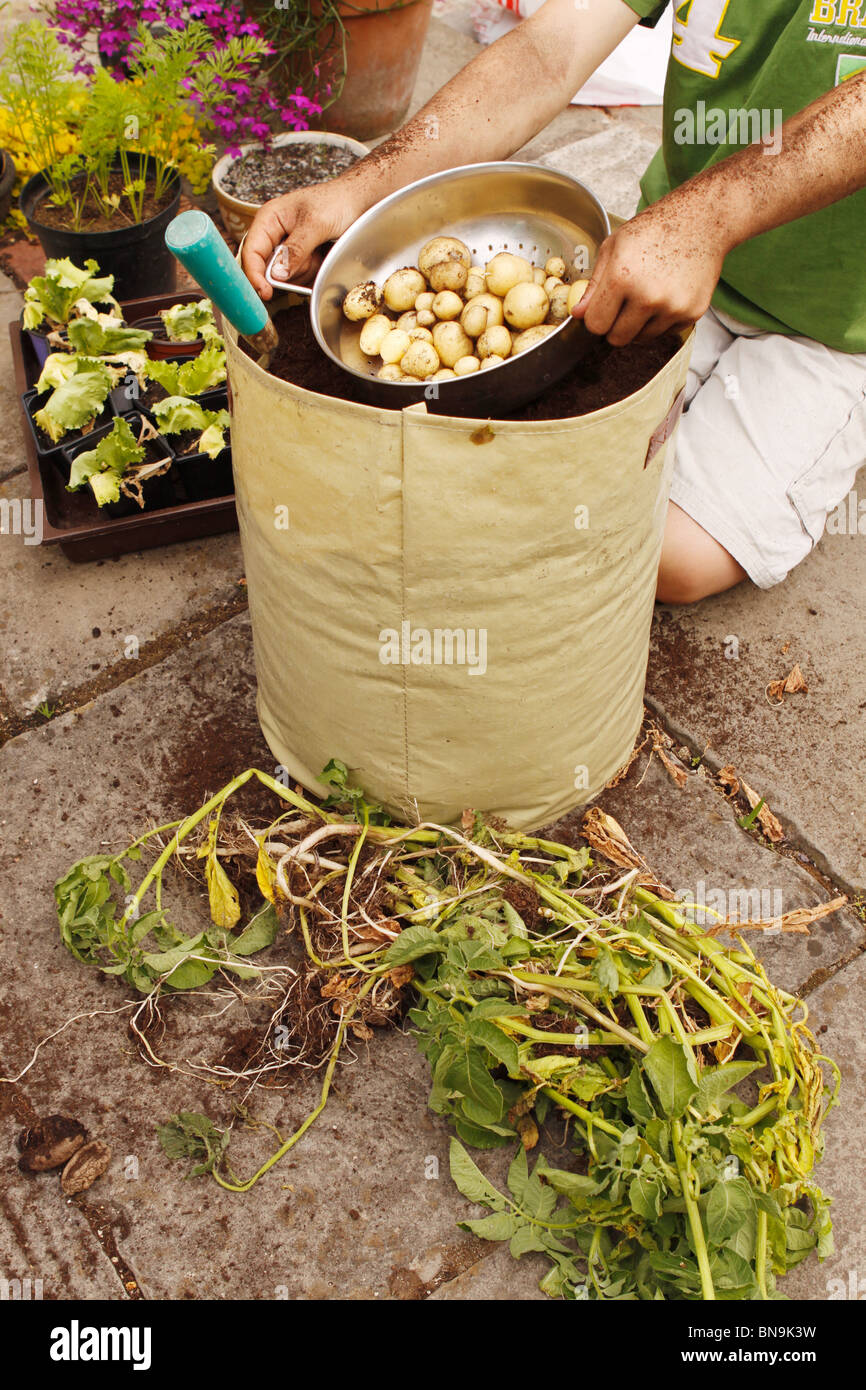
[
  {"left": 2, "top": 612, "right": 855, "bottom": 1300},
  {"left": 0, "top": 467, "right": 244, "bottom": 718},
  {"left": 547, "top": 752, "right": 865, "bottom": 997},
  {"left": 539, "top": 123, "right": 662, "bottom": 220},
  {"left": 647, "top": 534, "right": 866, "bottom": 892},
  {"left": 0, "top": 614, "right": 547, "bottom": 1300}
]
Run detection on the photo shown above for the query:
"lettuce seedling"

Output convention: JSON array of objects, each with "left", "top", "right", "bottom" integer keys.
[
  {"left": 22, "top": 257, "right": 118, "bottom": 331},
  {"left": 66, "top": 315, "right": 153, "bottom": 356},
  {"left": 145, "top": 342, "right": 226, "bottom": 398},
  {"left": 67, "top": 415, "right": 172, "bottom": 507},
  {"left": 152, "top": 395, "right": 230, "bottom": 458},
  {"left": 33, "top": 359, "right": 117, "bottom": 443},
  {"left": 160, "top": 298, "right": 221, "bottom": 344}
]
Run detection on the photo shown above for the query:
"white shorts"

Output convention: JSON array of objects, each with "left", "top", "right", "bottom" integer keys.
[{"left": 671, "top": 308, "right": 866, "bottom": 588}]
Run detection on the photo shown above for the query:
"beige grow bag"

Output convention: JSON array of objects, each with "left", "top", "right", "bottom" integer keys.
[{"left": 225, "top": 307, "right": 692, "bottom": 829}]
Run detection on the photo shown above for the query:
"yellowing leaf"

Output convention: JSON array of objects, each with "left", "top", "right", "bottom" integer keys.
[
  {"left": 255, "top": 843, "right": 276, "bottom": 904},
  {"left": 206, "top": 853, "right": 240, "bottom": 929}
]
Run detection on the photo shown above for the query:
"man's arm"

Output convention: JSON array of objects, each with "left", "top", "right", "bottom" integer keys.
[
  {"left": 243, "top": 0, "right": 640, "bottom": 297},
  {"left": 575, "top": 70, "right": 866, "bottom": 344}
]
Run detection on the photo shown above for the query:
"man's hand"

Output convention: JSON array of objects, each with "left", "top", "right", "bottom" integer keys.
[
  {"left": 242, "top": 183, "right": 363, "bottom": 300},
  {"left": 572, "top": 190, "right": 728, "bottom": 346},
  {"left": 574, "top": 67, "right": 866, "bottom": 346}
]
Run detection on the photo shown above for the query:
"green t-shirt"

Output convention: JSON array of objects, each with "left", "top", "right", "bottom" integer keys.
[{"left": 622, "top": 0, "right": 866, "bottom": 351}]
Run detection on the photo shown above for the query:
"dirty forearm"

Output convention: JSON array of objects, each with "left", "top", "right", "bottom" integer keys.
[
  {"left": 335, "top": 0, "right": 639, "bottom": 213},
  {"left": 671, "top": 70, "right": 866, "bottom": 257}
]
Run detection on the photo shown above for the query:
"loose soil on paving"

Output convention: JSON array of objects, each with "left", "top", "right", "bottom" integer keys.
[
  {"left": 219, "top": 144, "right": 360, "bottom": 203},
  {"left": 33, "top": 173, "right": 177, "bottom": 233},
  {"left": 257, "top": 303, "right": 680, "bottom": 418}
]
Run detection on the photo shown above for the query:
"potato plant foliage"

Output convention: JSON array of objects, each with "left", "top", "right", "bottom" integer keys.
[{"left": 54, "top": 765, "right": 838, "bottom": 1300}]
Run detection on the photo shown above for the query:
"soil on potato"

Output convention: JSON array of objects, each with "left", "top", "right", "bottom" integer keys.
[
  {"left": 256, "top": 304, "right": 680, "bottom": 419},
  {"left": 33, "top": 172, "right": 177, "bottom": 233},
  {"left": 219, "top": 143, "right": 360, "bottom": 203}
]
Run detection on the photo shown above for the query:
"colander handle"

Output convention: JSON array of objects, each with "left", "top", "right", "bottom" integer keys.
[{"left": 264, "top": 242, "right": 335, "bottom": 296}]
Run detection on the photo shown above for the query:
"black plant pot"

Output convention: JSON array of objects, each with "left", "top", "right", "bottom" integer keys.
[
  {"left": 0, "top": 149, "right": 16, "bottom": 224},
  {"left": 176, "top": 446, "right": 233, "bottom": 501},
  {"left": 20, "top": 154, "right": 181, "bottom": 300}
]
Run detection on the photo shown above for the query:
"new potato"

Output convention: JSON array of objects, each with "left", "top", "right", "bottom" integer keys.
[
  {"left": 460, "top": 293, "right": 505, "bottom": 339},
  {"left": 485, "top": 252, "right": 533, "bottom": 297},
  {"left": 383, "top": 267, "right": 426, "bottom": 312},
  {"left": 431, "top": 290, "right": 464, "bottom": 321},
  {"left": 380, "top": 328, "right": 412, "bottom": 364},
  {"left": 432, "top": 320, "right": 474, "bottom": 368},
  {"left": 343, "top": 281, "right": 384, "bottom": 321},
  {"left": 401, "top": 338, "right": 440, "bottom": 378},
  {"left": 417, "top": 236, "right": 472, "bottom": 294},
  {"left": 503, "top": 282, "right": 549, "bottom": 330},
  {"left": 358, "top": 313, "right": 393, "bottom": 357},
  {"left": 476, "top": 324, "right": 512, "bottom": 359},
  {"left": 453, "top": 355, "right": 481, "bottom": 375},
  {"left": 567, "top": 279, "right": 590, "bottom": 313}
]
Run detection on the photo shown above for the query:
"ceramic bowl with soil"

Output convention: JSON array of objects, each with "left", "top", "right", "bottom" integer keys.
[{"left": 212, "top": 130, "right": 369, "bottom": 240}]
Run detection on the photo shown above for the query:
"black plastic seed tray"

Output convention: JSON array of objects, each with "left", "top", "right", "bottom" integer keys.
[{"left": 11, "top": 290, "right": 237, "bottom": 562}]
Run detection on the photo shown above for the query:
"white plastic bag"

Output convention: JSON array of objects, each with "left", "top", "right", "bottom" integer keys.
[{"left": 472, "top": 0, "right": 673, "bottom": 106}]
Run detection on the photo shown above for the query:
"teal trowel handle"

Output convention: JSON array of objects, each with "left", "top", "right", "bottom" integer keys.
[{"left": 164, "top": 210, "right": 278, "bottom": 353}]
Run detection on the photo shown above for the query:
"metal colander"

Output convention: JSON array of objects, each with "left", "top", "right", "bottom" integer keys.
[{"left": 264, "top": 161, "right": 610, "bottom": 418}]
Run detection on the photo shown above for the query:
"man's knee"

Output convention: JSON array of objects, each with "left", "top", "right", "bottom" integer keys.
[{"left": 657, "top": 503, "right": 748, "bottom": 604}]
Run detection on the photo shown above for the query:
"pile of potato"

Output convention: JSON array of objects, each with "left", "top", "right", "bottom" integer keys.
[{"left": 341, "top": 235, "right": 589, "bottom": 382}]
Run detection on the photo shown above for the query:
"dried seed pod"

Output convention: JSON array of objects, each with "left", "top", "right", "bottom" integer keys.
[
  {"left": 17, "top": 1115, "right": 88, "bottom": 1173},
  {"left": 61, "top": 1140, "right": 112, "bottom": 1195}
]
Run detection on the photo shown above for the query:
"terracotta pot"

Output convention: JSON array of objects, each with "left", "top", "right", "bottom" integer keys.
[
  {"left": 212, "top": 129, "right": 369, "bottom": 240},
  {"left": 246, "top": 0, "right": 434, "bottom": 141},
  {"left": 316, "top": 0, "right": 434, "bottom": 140}
]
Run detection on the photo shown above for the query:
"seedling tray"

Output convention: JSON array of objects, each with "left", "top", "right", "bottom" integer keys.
[{"left": 10, "top": 290, "right": 238, "bottom": 563}]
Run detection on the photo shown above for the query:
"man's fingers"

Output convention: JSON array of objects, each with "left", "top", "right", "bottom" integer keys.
[{"left": 604, "top": 299, "right": 655, "bottom": 347}]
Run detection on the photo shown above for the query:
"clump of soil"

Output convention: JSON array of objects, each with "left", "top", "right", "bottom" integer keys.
[
  {"left": 257, "top": 304, "right": 680, "bottom": 420},
  {"left": 33, "top": 172, "right": 177, "bottom": 233},
  {"left": 219, "top": 143, "right": 360, "bottom": 203}
]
